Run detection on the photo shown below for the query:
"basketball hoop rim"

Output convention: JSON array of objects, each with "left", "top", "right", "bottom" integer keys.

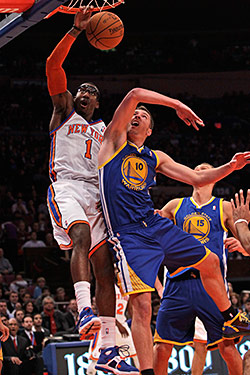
[{"left": 44, "top": 0, "right": 124, "bottom": 19}]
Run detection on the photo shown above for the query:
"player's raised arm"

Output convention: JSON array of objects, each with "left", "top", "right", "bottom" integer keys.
[
  {"left": 156, "top": 151, "right": 250, "bottom": 187},
  {"left": 101, "top": 88, "right": 205, "bottom": 161},
  {"left": 46, "top": 8, "right": 92, "bottom": 128},
  {"left": 231, "top": 189, "right": 250, "bottom": 254},
  {"left": 106, "top": 87, "right": 204, "bottom": 136}
]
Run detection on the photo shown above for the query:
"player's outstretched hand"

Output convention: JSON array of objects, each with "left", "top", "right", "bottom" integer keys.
[
  {"left": 175, "top": 102, "right": 205, "bottom": 130},
  {"left": 0, "top": 323, "right": 9, "bottom": 342},
  {"left": 231, "top": 189, "right": 250, "bottom": 224},
  {"left": 224, "top": 237, "right": 249, "bottom": 257},
  {"left": 74, "top": 6, "right": 93, "bottom": 31},
  {"left": 229, "top": 152, "right": 250, "bottom": 170}
]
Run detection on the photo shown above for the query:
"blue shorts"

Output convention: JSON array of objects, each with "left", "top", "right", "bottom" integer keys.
[
  {"left": 108, "top": 214, "right": 210, "bottom": 296},
  {"left": 154, "top": 271, "right": 228, "bottom": 348}
]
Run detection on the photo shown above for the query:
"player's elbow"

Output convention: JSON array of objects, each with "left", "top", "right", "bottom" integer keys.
[
  {"left": 46, "top": 55, "right": 59, "bottom": 72},
  {"left": 126, "top": 88, "right": 144, "bottom": 102}
]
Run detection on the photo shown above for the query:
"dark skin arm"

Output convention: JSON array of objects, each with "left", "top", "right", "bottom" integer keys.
[{"left": 47, "top": 9, "right": 91, "bottom": 132}]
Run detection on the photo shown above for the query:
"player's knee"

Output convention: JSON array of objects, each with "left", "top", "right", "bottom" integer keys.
[
  {"left": 69, "top": 223, "right": 91, "bottom": 251},
  {"left": 154, "top": 343, "right": 173, "bottom": 361},
  {"left": 219, "top": 341, "right": 237, "bottom": 361},
  {"left": 193, "top": 342, "right": 207, "bottom": 355},
  {"left": 244, "top": 349, "right": 250, "bottom": 365},
  {"left": 132, "top": 295, "right": 152, "bottom": 323},
  {"left": 197, "top": 251, "right": 219, "bottom": 275},
  {"left": 91, "top": 246, "right": 114, "bottom": 281}
]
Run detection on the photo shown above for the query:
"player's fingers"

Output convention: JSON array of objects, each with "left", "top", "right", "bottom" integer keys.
[
  {"left": 184, "top": 118, "right": 191, "bottom": 126},
  {"left": 231, "top": 198, "right": 236, "bottom": 210},
  {"left": 239, "top": 189, "right": 245, "bottom": 206},
  {"left": 235, "top": 193, "right": 240, "bottom": 208},
  {"left": 224, "top": 237, "right": 233, "bottom": 244},
  {"left": 192, "top": 114, "right": 204, "bottom": 125},
  {"left": 243, "top": 152, "right": 250, "bottom": 163},
  {"left": 246, "top": 189, "right": 250, "bottom": 206},
  {"left": 191, "top": 120, "right": 199, "bottom": 131}
]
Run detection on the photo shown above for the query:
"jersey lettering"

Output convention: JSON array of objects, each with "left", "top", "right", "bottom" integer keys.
[{"left": 84, "top": 139, "right": 92, "bottom": 159}]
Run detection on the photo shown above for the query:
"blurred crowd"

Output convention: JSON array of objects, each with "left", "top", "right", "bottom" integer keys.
[{"left": 1, "top": 31, "right": 250, "bottom": 76}]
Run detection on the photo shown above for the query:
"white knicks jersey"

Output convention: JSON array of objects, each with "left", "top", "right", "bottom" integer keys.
[{"left": 49, "top": 110, "right": 106, "bottom": 185}]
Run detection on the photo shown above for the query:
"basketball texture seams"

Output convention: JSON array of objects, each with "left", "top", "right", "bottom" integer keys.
[{"left": 86, "top": 11, "right": 124, "bottom": 50}]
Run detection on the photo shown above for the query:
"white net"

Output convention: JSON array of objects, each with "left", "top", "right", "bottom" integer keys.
[
  {"left": 44, "top": 0, "right": 124, "bottom": 18},
  {"left": 65, "top": 0, "right": 124, "bottom": 12}
]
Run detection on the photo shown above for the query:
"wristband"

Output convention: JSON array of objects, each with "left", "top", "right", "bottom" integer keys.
[
  {"left": 234, "top": 219, "right": 248, "bottom": 225},
  {"left": 73, "top": 24, "right": 81, "bottom": 31}
]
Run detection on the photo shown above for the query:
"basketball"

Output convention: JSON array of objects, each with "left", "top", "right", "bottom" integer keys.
[{"left": 86, "top": 11, "right": 124, "bottom": 50}]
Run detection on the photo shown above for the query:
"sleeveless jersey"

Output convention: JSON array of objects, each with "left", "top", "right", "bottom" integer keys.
[
  {"left": 99, "top": 141, "right": 158, "bottom": 236},
  {"left": 172, "top": 196, "right": 228, "bottom": 279},
  {"left": 49, "top": 110, "right": 106, "bottom": 186}
]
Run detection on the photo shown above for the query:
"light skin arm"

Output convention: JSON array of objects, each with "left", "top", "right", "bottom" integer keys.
[
  {"left": 223, "top": 200, "right": 249, "bottom": 256},
  {"left": 99, "top": 87, "right": 204, "bottom": 164},
  {"left": 0, "top": 320, "right": 9, "bottom": 341},
  {"left": 155, "top": 198, "right": 180, "bottom": 221},
  {"left": 230, "top": 189, "right": 250, "bottom": 254},
  {"left": 155, "top": 151, "right": 250, "bottom": 187}
]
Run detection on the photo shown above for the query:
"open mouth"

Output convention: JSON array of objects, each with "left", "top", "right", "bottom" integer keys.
[
  {"left": 80, "top": 98, "right": 89, "bottom": 108},
  {"left": 131, "top": 121, "right": 139, "bottom": 127}
]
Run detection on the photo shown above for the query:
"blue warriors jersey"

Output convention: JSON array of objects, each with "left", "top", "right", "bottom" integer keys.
[
  {"left": 99, "top": 141, "right": 158, "bottom": 236},
  {"left": 172, "top": 196, "right": 228, "bottom": 279}
]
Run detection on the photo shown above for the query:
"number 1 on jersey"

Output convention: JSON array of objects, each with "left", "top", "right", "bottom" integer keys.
[{"left": 85, "top": 139, "right": 92, "bottom": 159}]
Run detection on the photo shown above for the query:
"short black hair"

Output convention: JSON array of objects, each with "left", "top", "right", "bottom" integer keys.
[{"left": 136, "top": 105, "right": 154, "bottom": 129}]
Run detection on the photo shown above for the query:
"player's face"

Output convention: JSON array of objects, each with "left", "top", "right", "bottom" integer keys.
[
  {"left": 74, "top": 83, "right": 100, "bottom": 120},
  {"left": 128, "top": 109, "right": 152, "bottom": 141}
]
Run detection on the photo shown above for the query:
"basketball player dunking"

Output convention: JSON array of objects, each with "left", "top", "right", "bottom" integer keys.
[
  {"left": 153, "top": 163, "right": 245, "bottom": 375},
  {"left": 46, "top": 8, "right": 138, "bottom": 375}
]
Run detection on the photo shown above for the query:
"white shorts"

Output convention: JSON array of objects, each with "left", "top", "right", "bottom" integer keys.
[
  {"left": 193, "top": 317, "right": 207, "bottom": 342},
  {"left": 89, "top": 323, "right": 136, "bottom": 361},
  {"left": 47, "top": 180, "right": 107, "bottom": 254}
]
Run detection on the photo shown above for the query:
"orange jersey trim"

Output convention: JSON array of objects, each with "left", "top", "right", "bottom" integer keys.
[
  {"left": 59, "top": 241, "right": 73, "bottom": 250},
  {"left": 88, "top": 239, "right": 107, "bottom": 258},
  {"left": 66, "top": 220, "right": 90, "bottom": 234}
]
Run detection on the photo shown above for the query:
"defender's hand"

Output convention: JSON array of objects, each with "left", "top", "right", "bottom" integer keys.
[
  {"left": 175, "top": 102, "right": 205, "bottom": 131},
  {"left": 0, "top": 324, "right": 9, "bottom": 342},
  {"left": 229, "top": 152, "right": 250, "bottom": 171},
  {"left": 224, "top": 237, "right": 249, "bottom": 257},
  {"left": 231, "top": 189, "right": 250, "bottom": 223}
]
